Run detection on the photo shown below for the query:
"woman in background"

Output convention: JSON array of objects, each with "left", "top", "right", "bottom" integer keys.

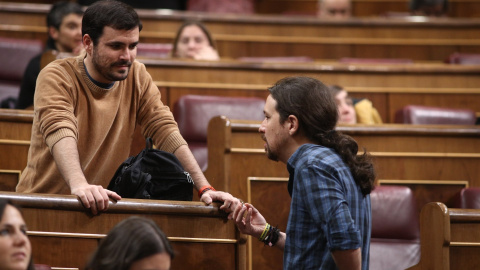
[
  {"left": 0, "top": 199, "right": 35, "bottom": 270},
  {"left": 329, "top": 85, "right": 383, "bottom": 125},
  {"left": 85, "top": 216, "right": 174, "bottom": 270},
  {"left": 171, "top": 21, "right": 220, "bottom": 60}
]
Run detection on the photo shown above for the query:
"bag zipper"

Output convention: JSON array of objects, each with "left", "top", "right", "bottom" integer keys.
[{"left": 184, "top": 171, "right": 194, "bottom": 184}]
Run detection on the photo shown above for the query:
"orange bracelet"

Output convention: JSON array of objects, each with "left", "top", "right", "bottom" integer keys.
[{"left": 198, "top": 185, "right": 216, "bottom": 198}]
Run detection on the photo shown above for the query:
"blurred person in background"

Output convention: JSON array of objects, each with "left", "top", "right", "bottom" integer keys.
[{"left": 171, "top": 21, "right": 219, "bottom": 60}]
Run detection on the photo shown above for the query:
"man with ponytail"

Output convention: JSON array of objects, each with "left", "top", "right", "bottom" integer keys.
[{"left": 233, "top": 76, "right": 375, "bottom": 270}]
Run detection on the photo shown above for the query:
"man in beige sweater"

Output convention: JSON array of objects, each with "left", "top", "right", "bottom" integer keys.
[{"left": 17, "top": 0, "right": 238, "bottom": 215}]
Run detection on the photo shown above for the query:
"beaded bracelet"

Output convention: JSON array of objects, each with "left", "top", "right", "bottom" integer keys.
[{"left": 198, "top": 185, "right": 216, "bottom": 198}]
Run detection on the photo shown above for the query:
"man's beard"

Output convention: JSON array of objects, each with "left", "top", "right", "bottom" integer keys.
[
  {"left": 92, "top": 48, "right": 131, "bottom": 82},
  {"left": 263, "top": 135, "right": 279, "bottom": 162}
]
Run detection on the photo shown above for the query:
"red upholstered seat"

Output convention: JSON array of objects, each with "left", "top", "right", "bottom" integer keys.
[
  {"left": 453, "top": 187, "right": 480, "bottom": 209},
  {"left": 339, "top": 58, "right": 413, "bottom": 64},
  {"left": 0, "top": 37, "right": 43, "bottom": 104},
  {"left": 187, "top": 0, "right": 254, "bottom": 14},
  {"left": 394, "top": 105, "right": 476, "bottom": 125},
  {"left": 173, "top": 95, "right": 265, "bottom": 171},
  {"left": 136, "top": 43, "right": 172, "bottom": 58},
  {"left": 370, "top": 185, "right": 420, "bottom": 270},
  {"left": 237, "top": 56, "right": 314, "bottom": 63},
  {"left": 445, "top": 52, "right": 480, "bottom": 65}
]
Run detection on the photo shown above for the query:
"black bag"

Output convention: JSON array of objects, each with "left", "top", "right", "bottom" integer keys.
[{"left": 107, "top": 137, "right": 193, "bottom": 201}]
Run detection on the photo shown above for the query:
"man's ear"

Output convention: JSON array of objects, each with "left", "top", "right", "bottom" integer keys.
[
  {"left": 48, "top": 26, "right": 59, "bottom": 41},
  {"left": 287, "top": 115, "right": 300, "bottom": 135},
  {"left": 83, "top": 34, "right": 93, "bottom": 55}
]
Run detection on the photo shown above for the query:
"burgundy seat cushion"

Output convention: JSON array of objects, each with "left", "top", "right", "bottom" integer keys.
[
  {"left": 136, "top": 43, "right": 172, "bottom": 58},
  {"left": 445, "top": 52, "right": 480, "bottom": 65},
  {"left": 370, "top": 185, "right": 420, "bottom": 270},
  {"left": 453, "top": 187, "right": 480, "bottom": 209},
  {"left": 0, "top": 37, "right": 43, "bottom": 81},
  {"left": 173, "top": 95, "right": 265, "bottom": 171},
  {"left": 339, "top": 58, "right": 413, "bottom": 64},
  {"left": 394, "top": 105, "right": 476, "bottom": 125}
]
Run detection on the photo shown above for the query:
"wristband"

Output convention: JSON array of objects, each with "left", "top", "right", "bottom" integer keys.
[{"left": 198, "top": 185, "right": 216, "bottom": 197}]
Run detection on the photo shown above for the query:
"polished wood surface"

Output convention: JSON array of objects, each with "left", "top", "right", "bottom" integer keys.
[
  {"left": 204, "top": 116, "right": 480, "bottom": 269},
  {"left": 1, "top": 3, "right": 480, "bottom": 60},
  {"left": 407, "top": 202, "right": 480, "bottom": 270},
  {"left": 0, "top": 191, "right": 245, "bottom": 270},
  {"left": 0, "top": 0, "right": 478, "bottom": 18},
  {"left": 256, "top": 0, "right": 480, "bottom": 18}
]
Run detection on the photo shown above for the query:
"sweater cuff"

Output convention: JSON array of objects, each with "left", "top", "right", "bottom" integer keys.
[
  {"left": 45, "top": 128, "right": 76, "bottom": 150},
  {"left": 159, "top": 131, "right": 187, "bottom": 153}
]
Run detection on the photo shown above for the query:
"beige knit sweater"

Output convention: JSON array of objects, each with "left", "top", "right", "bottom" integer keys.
[{"left": 16, "top": 53, "right": 186, "bottom": 194}]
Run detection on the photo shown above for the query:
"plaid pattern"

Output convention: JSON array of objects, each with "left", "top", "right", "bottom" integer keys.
[{"left": 284, "top": 144, "right": 371, "bottom": 270}]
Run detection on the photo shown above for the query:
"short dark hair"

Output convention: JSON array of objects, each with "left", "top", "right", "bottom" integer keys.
[
  {"left": 82, "top": 0, "right": 143, "bottom": 45},
  {"left": 0, "top": 199, "right": 35, "bottom": 270},
  {"left": 85, "top": 216, "right": 174, "bottom": 270},
  {"left": 46, "top": 1, "right": 83, "bottom": 49},
  {"left": 269, "top": 76, "right": 375, "bottom": 195},
  {"left": 171, "top": 20, "right": 217, "bottom": 58}
]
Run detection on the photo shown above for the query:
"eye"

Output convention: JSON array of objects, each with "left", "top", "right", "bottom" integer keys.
[{"left": 0, "top": 228, "right": 11, "bottom": 236}]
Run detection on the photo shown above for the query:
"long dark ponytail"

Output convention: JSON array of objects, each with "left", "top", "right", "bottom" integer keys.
[{"left": 269, "top": 76, "right": 375, "bottom": 195}]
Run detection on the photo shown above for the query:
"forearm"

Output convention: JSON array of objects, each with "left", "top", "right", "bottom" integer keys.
[
  {"left": 173, "top": 144, "right": 210, "bottom": 190},
  {"left": 51, "top": 136, "right": 88, "bottom": 190},
  {"left": 331, "top": 248, "right": 362, "bottom": 270}
]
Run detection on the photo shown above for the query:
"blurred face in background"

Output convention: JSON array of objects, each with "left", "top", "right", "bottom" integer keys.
[
  {"left": 50, "top": 13, "right": 83, "bottom": 53},
  {"left": 175, "top": 25, "right": 213, "bottom": 59},
  {"left": 335, "top": 90, "right": 357, "bottom": 124},
  {"left": 0, "top": 205, "right": 32, "bottom": 270},
  {"left": 318, "top": 0, "right": 352, "bottom": 19}
]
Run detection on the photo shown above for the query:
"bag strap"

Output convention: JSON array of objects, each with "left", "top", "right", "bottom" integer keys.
[{"left": 146, "top": 137, "right": 154, "bottom": 150}]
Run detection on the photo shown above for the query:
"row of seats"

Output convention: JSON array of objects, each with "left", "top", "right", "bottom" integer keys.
[
  {"left": 370, "top": 185, "right": 480, "bottom": 270},
  {"left": 172, "top": 95, "right": 478, "bottom": 171}
]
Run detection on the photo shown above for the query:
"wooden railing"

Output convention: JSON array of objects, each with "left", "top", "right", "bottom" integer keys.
[
  {"left": 0, "top": 191, "right": 246, "bottom": 270},
  {"left": 407, "top": 202, "right": 480, "bottom": 270}
]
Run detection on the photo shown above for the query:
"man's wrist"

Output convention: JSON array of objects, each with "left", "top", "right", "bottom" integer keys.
[{"left": 198, "top": 185, "right": 216, "bottom": 197}]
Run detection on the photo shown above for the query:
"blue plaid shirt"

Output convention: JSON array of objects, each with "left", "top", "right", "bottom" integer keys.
[{"left": 284, "top": 144, "right": 371, "bottom": 270}]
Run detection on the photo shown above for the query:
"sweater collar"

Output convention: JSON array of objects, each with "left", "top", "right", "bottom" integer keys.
[{"left": 77, "top": 52, "right": 117, "bottom": 95}]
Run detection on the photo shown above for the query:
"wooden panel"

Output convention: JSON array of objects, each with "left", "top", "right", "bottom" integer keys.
[
  {"left": 248, "top": 178, "right": 290, "bottom": 270},
  {"left": 255, "top": 0, "right": 480, "bottom": 18},
  {"left": 0, "top": 192, "right": 246, "bottom": 270},
  {"left": 0, "top": 170, "right": 20, "bottom": 191},
  {"left": 30, "top": 236, "right": 99, "bottom": 268},
  {"left": 145, "top": 60, "right": 480, "bottom": 89},
  {"left": 408, "top": 203, "right": 480, "bottom": 270}
]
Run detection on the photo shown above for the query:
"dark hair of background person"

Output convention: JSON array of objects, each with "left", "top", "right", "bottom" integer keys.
[
  {"left": 81, "top": 0, "right": 143, "bottom": 46},
  {"left": 78, "top": 0, "right": 187, "bottom": 10},
  {"left": 46, "top": 1, "right": 84, "bottom": 50},
  {"left": 0, "top": 199, "right": 36, "bottom": 270},
  {"left": 171, "top": 20, "right": 217, "bottom": 58},
  {"left": 85, "top": 216, "right": 174, "bottom": 270},
  {"left": 268, "top": 77, "right": 376, "bottom": 195},
  {"left": 327, "top": 84, "right": 344, "bottom": 97}
]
